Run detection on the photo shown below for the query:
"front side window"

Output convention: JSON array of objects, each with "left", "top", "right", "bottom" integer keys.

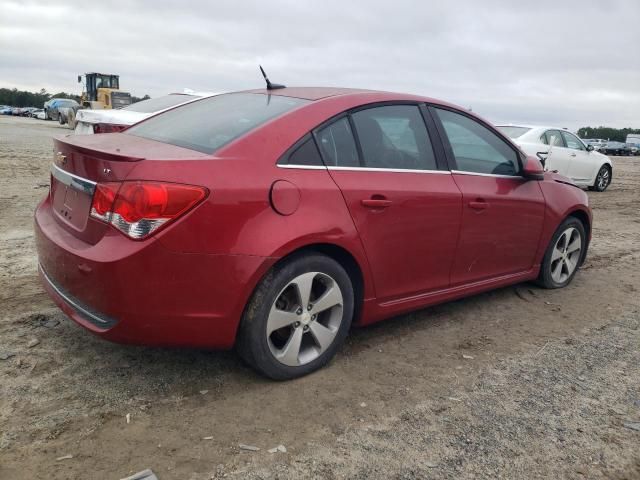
[
  {"left": 561, "top": 131, "right": 586, "bottom": 151},
  {"left": 435, "top": 108, "right": 520, "bottom": 176},
  {"left": 315, "top": 117, "right": 359, "bottom": 167},
  {"left": 126, "top": 93, "right": 309, "bottom": 154},
  {"left": 351, "top": 105, "right": 437, "bottom": 170}
]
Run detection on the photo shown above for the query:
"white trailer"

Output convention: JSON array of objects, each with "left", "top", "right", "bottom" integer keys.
[{"left": 626, "top": 134, "right": 640, "bottom": 146}]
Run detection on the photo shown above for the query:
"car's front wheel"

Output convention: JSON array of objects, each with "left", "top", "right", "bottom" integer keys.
[
  {"left": 590, "top": 165, "right": 611, "bottom": 192},
  {"left": 237, "top": 253, "right": 354, "bottom": 380},
  {"left": 537, "top": 217, "right": 586, "bottom": 289}
]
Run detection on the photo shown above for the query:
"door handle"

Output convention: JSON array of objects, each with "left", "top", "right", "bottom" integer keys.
[
  {"left": 570, "top": 153, "right": 577, "bottom": 157},
  {"left": 361, "top": 198, "right": 392, "bottom": 208},
  {"left": 469, "top": 200, "right": 489, "bottom": 210}
]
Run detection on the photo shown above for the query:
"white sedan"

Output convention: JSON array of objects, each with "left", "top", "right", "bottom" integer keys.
[
  {"left": 497, "top": 125, "right": 613, "bottom": 192},
  {"left": 73, "top": 92, "right": 217, "bottom": 135}
]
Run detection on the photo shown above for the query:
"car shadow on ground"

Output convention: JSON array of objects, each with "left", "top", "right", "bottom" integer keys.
[{"left": 27, "top": 279, "right": 543, "bottom": 391}]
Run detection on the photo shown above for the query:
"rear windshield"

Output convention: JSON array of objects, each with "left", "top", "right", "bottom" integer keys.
[
  {"left": 497, "top": 126, "right": 531, "bottom": 139},
  {"left": 124, "top": 94, "right": 196, "bottom": 113},
  {"left": 126, "top": 93, "right": 309, "bottom": 154}
]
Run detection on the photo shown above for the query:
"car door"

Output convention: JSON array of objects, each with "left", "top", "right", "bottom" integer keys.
[
  {"left": 316, "top": 105, "right": 463, "bottom": 301},
  {"left": 561, "top": 131, "right": 593, "bottom": 184},
  {"left": 431, "top": 107, "right": 545, "bottom": 285},
  {"left": 542, "top": 129, "right": 573, "bottom": 176}
]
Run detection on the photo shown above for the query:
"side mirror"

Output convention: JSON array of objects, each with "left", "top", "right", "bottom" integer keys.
[
  {"left": 586, "top": 144, "right": 594, "bottom": 152},
  {"left": 523, "top": 156, "right": 545, "bottom": 180},
  {"left": 77, "top": 75, "right": 82, "bottom": 83}
]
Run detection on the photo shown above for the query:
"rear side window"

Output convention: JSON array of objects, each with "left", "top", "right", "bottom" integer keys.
[
  {"left": 316, "top": 117, "right": 359, "bottom": 167},
  {"left": 351, "top": 105, "right": 437, "bottom": 170},
  {"left": 283, "top": 136, "right": 324, "bottom": 166},
  {"left": 124, "top": 94, "right": 197, "bottom": 113},
  {"left": 126, "top": 93, "right": 309, "bottom": 154},
  {"left": 435, "top": 108, "right": 520, "bottom": 176},
  {"left": 542, "top": 130, "right": 564, "bottom": 147}
]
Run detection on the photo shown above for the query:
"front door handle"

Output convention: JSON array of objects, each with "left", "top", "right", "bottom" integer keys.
[
  {"left": 570, "top": 153, "right": 577, "bottom": 157},
  {"left": 469, "top": 200, "right": 489, "bottom": 210},
  {"left": 361, "top": 198, "right": 392, "bottom": 208}
]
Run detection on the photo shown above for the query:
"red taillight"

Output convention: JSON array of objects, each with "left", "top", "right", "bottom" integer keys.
[
  {"left": 90, "top": 181, "right": 207, "bottom": 239},
  {"left": 92, "top": 123, "right": 127, "bottom": 134},
  {"left": 90, "top": 183, "right": 120, "bottom": 221}
]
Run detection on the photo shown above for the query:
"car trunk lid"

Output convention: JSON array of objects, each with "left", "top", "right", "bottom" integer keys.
[{"left": 50, "top": 133, "right": 210, "bottom": 244}]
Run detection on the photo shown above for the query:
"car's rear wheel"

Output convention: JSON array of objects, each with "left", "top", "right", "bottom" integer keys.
[
  {"left": 589, "top": 165, "right": 611, "bottom": 192},
  {"left": 536, "top": 217, "right": 586, "bottom": 289},
  {"left": 237, "top": 253, "right": 354, "bottom": 380}
]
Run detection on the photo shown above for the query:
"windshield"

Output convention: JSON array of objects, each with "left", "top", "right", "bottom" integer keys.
[
  {"left": 124, "top": 94, "right": 197, "bottom": 113},
  {"left": 496, "top": 126, "right": 531, "bottom": 139},
  {"left": 57, "top": 100, "right": 78, "bottom": 107},
  {"left": 126, "top": 93, "right": 309, "bottom": 154}
]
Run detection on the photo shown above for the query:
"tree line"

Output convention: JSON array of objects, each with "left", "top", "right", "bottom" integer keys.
[
  {"left": 577, "top": 127, "right": 640, "bottom": 143},
  {"left": 0, "top": 87, "right": 150, "bottom": 108}
]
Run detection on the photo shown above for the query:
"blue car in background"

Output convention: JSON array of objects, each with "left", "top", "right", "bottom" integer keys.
[{"left": 44, "top": 98, "right": 79, "bottom": 121}]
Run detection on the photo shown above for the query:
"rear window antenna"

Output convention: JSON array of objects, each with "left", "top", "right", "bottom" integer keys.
[{"left": 259, "top": 65, "right": 286, "bottom": 90}]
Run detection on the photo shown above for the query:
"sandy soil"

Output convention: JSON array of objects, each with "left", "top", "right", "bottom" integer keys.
[{"left": 0, "top": 115, "right": 638, "bottom": 479}]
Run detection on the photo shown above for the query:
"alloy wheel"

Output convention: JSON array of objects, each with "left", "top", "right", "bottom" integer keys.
[
  {"left": 266, "top": 272, "right": 344, "bottom": 367},
  {"left": 550, "top": 227, "right": 582, "bottom": 284},
  {"left": 597, "top": 168, "right": 610, "bottom": 190}
]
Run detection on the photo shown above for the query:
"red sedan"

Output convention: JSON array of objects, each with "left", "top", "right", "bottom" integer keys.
[{"left": 35, "top": 87, "right": 591, "bottom": 379}]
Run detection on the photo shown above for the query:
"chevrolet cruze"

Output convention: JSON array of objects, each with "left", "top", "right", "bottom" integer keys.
[{"left": 35, "top": 87, "right": 592, "bottom": 379}]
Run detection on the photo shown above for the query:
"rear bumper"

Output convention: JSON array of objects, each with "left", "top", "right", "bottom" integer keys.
[{"left": 35, "top": 197, "right": 272, "bottom": 348}]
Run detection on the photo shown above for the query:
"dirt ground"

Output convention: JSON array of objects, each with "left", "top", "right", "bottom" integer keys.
[{"left": 0, "top": 115, "right": 639, "bottom": 480}]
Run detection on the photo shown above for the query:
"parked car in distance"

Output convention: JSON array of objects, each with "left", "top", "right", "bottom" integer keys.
[
  {"left": 582, "top": 138, "right": 607, "bottom": 151},
  {"left": 600, "top": 141, "right": 631, "bottom": 156},
  {"left": 36, "top": 88, "right": 592, "bottom": 379},
  {"left": 625, "top": 143, "right": 639, "bottom": 156},
  {"left": 45, "top": 98, "right": 79, "bottom": 121},
  {"left": 73, "top": 93, "right": 213, "bottom": 134},
  {"left": 32, "top": 109, "right": 46, "bottom": 120},
  {"left": 497, "top": 125, "right": 613, "bottom": 192}
]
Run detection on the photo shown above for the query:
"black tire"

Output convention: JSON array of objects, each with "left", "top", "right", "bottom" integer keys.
[
  {"left": 536, "top": 217, "right": 586, "bottom": 289},
  {"left": 58, "top": 113, "right": 65, "bottom": 125},
  {"left": 237, "top": 253, "right": 354, "bottom": 380},
  {"left": 589, "top": 164, "right": 611, "bottom": 192}
]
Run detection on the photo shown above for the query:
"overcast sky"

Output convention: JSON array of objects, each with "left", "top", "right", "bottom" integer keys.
[{"left": 1, "top": 0, "right": 639, "bottom": 129}]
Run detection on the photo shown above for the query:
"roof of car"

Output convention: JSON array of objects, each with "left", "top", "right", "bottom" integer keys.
[
  {"left": 244, "top": 86, "right": 376, "bottom": 100},
  {"left": 496, "top": 124, "right": 576, "bottom": 132}
]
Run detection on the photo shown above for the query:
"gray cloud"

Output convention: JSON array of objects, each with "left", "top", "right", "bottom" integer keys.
[{"left": 1, "top": 0, "right": 638, "bottom": 129}]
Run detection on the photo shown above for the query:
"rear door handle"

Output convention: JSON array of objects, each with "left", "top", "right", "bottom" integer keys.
[
  {"left": 361, "top": 198, "right": 392, "bottom": 208},
  {"left": 469, "top": 200, "right": 489, "bottom": 210}
]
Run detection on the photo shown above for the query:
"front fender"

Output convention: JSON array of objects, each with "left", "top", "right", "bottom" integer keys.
[{"left": 536, "top": 176, "right": 592, "bottom": 265}]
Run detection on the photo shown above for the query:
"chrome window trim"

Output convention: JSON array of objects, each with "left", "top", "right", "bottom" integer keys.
[
  {"left": 451, "top": 169, "right": 524, "bottom": 179},
  {"left": 39, "top": 264, "right": 116, "bottom": 328},
  {"left": 51, "top": 163, "right": 96, "bottom": 195},
  {"left": 329, "top": 166, "right": 450, "bottom": 174},
  {"left": 276, "top": 164, "right": 327, "bottom": 170},
  {"left": 277, "top": 164, "right": 451, "bottom": 174}
]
